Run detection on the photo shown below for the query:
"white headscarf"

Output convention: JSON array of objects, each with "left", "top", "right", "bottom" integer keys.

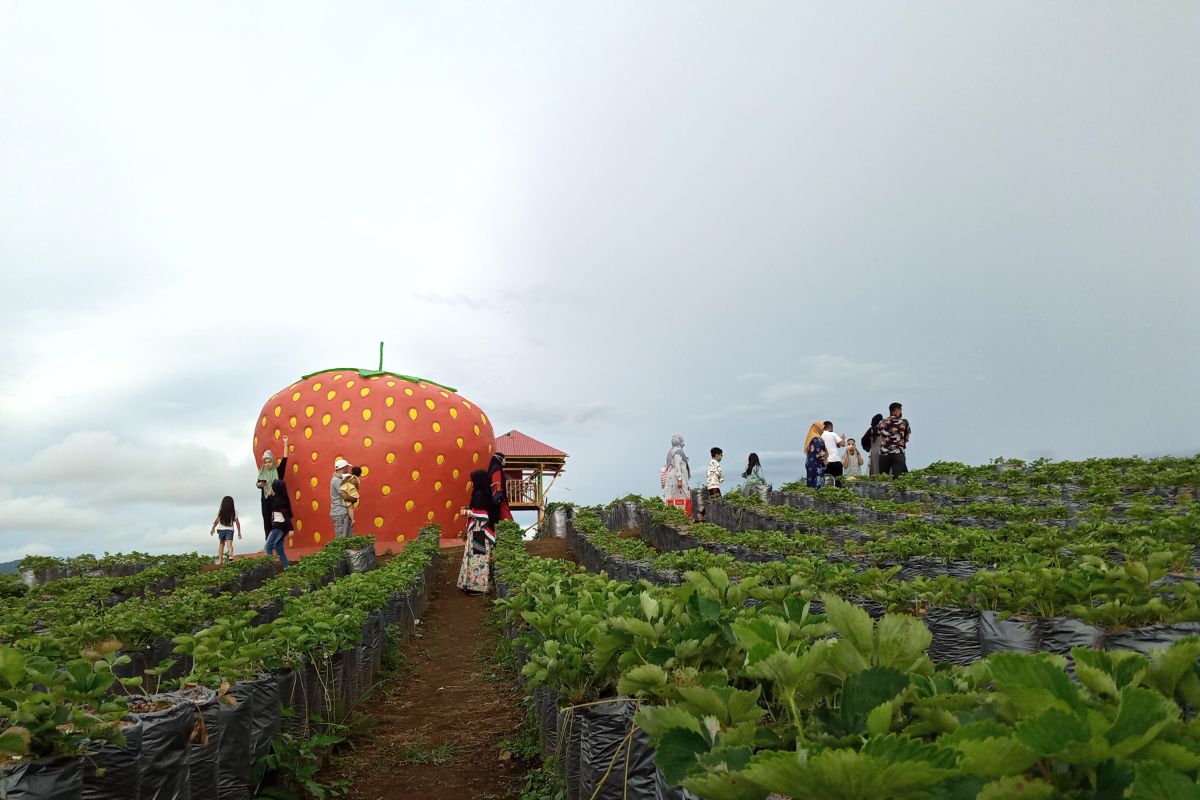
[{"left": 664, "top": 435, "right": 689, "bottom": 475}]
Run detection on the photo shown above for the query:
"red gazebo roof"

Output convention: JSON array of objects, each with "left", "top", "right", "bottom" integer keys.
[{"left": 494, "top": 430, "right": 568, "bottom": 459}]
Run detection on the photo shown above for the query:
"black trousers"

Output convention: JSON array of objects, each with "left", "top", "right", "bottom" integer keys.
[
  {"left": 260, "top": 496, "right": 273, "bottom": 536},
  {"left": 824, "top": 462, "right": 844, "bottom": 477},
  {"left": 878, "top": 452, "right": 908, "bottom": 477}
]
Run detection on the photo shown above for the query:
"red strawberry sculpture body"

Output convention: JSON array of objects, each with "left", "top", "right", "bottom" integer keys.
[{"left": 253, "top": 369, "right": 494, "bottom": 550}]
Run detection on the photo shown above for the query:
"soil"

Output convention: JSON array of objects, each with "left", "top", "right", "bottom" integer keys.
[
  {"left": 617, "top": 528, "right": 642, "bottom": 540},
  {"left": 331, "top": 539, "right": 569, "bottom": 800}
]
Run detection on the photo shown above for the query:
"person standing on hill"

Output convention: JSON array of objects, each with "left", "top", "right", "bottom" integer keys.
[
  {"left": 805, "top": 435, "right": 827, "bottom": 488},
  {"left": 661, "top": 435, "right": 692, "bottom": 510},
  {"left": 457, "top": 469, "right": 496, "bottom": 594},
  {"left": 820, "top": 422, "right": 845, "bottom": 487},
  {"left": 265, "top": 478, "right": 292, "bottom": 568},
  {"left": 706, "top": 447, "right": 724, "bottom": 499},
  {"left": 329, "top": 458, "right": 353, "bottom": 539},
  {"left": 876, "top": 402, "right": 912, "bottom": 477},
  {"left": 842, "top": 438, "right": 865, "bottom": 478},
  {"left": 488, "top": 452, "right": 515, "bottom": 530},
  {"left": 862, "top": 413, "right": 884, "bottom": 476},
  {"left": 256, "top": 437, "right": 288, "bottom": 535},
  {"left": 742, "top": 453, "right": 767, "bottom": 487}
]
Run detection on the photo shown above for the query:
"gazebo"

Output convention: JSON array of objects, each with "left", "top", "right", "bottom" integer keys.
[{"left": 494, "top": 430, "right": 568, "bottom": 525}]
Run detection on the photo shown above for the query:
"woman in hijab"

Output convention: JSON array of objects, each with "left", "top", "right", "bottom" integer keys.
[
  {"left": 265, "top": 478, "right": 291, "bottom": 568},
  {"left": 862, "top": 414, "right": 884, "bottom": 476},
  {"left": 487, "top": 452, "right": 514, "bottom": 530},
  {"left": 457, "top": 469, "right": 495, "bottom": 594},
  {"left": 256, "top": 436, "right": 289, "bottom": 536},
  {"left": 661, "top": 435, "right": 691, "bottom": 513},
  {"left": 805, "top": 436, "right": 828, "bottom": 489}
]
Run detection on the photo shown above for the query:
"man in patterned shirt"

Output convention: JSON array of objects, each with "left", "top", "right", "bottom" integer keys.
[{"left": 876, "top": 402, "right": 911, "bottom": 477}]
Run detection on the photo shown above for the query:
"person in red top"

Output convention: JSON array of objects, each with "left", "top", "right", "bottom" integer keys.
[
  {"left": 876, "top": 402, "right": 912, "bottom": 477},
  {"left": 487, "top": 452, "right": 515, "bottom": 529}
]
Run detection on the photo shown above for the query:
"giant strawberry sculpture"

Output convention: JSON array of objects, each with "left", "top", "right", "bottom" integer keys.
[{"left": 253, "top": 364, "right": 494, "bottom": 550}]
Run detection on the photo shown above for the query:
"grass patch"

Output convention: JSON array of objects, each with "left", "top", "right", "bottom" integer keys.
[{"left": 384, "top": 742, "right": 465, "bottom": 766}]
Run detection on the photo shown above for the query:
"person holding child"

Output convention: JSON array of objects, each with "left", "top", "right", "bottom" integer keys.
[
  {"left": 339, "top": 466, "right": 363, "bottom": 532},
  {"left": 329, "top": 458, "right": 353, "bottom": 539}
]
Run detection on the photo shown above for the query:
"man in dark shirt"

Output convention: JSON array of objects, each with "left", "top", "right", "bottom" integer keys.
[{"left": 876, "top": 402, "right": 911, "bottom": 477}]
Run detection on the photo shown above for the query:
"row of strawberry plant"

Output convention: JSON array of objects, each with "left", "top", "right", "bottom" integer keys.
[
  {"left": 0, "top": 531, "right": 439, "bottom": 799},
  {"left": 919, "top": 455, "right": 1200, "bottom": 492},
  {"left": 572, "top": 507, "right": 1200, "bottom": 661},
  {"left": 496, "top": 527, "right": 1200, "bottom": 800},
  {"left": 16, "top": 551, "right": 200, "bottom": 587}
]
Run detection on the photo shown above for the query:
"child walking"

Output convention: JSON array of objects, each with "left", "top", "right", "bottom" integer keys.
[
  {"left": 706, "top": 447, "right": 724, "bottom": 499},
  {"left": 209, "top": 496, "right": 241, "bottom": 565}
]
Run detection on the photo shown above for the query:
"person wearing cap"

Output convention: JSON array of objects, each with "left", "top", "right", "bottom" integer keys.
[
  {"left": 330, "top": 458, "right": 353, "bottom": 539},
  {"left": 256, "top": 437, "right": 289, "bottom": 536}
]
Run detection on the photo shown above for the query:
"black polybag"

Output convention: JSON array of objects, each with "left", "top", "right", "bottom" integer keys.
[
  {"left": 127, "top": 692, "right": 197, "bottom": 800},
  {"left": 924, "top": 607, "right": 983, "bottom": 666},
  {"left": 653, "top": 765, "right": 702, "bottom": 800},
  {"left": 182, "top": 687, "right": 220, "bottom": 800},
  {"left": 0, "top": 756, "right": 83, "bottom": 799},
  {"left": 229, "top": 673, "right": 280, "bottom": 765},
  {"left": 81, "top": 722, "right": 142, "bottom": 800},
  {"left": 554, "top": 706, "right": 583, "bottom": 800},
  {"left": 978, "top": 611, "right": 1039, "bottom": 656},
  {"left": 1104, "top": 622, "right": 1200, "bottom": 656},
  {"left": 578, "top": 699, "right": 657, "bottom": 800},
  {"left": 273, "top": 669, "right": 301, "bottom": 739},
  {"left": 1036, "top": 617, "right": 1104, "bottom": 656},
  {"left": 216, "top": 686, "right": 254, "bottom": 800},
  {"left": 345, "top": 546, "right": 378, "bottom": 573}
]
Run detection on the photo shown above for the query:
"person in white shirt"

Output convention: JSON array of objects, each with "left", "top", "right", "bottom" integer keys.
[
  {"left": 820, "top": 421, "right": 845, "bottom": 487},
  {"left": 706, "top": 447, "right": 724, "bottom": 498}
]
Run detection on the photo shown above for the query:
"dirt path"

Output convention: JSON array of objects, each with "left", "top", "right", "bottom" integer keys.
[{"left": 331, "top": 539, "right": 570, "bottom": 800}]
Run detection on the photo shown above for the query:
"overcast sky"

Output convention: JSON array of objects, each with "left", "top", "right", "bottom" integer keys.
[{"left": 1, "top": 2, "right": 1197, "bottom": 560}]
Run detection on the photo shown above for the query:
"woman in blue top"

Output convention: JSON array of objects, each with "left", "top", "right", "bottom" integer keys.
[{"left": 805, "top": 436, "right": 827, "bottom": 489}]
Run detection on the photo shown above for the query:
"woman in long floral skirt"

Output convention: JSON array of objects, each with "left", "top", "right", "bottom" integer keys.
[{"left": 457, "top": 469, "right": 495, "bottom": 594}]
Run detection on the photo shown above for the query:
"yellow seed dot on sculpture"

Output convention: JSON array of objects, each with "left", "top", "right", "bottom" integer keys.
[
  {"left": 346, "top": 380, "right": 355, "bottom": 388},
  {"left": 311, "top": 452, "right": 319, "bottom": 461},
  {"left": 419, "top": 383, "right": 427, "bottom": 389},
  {"left": 395, "top": 534, "right": 405, "bottom": 542},
  {"left": 472, "top": 453, "right": 479, "bottom": 463},
  {"left": 341, "top": 400, "right": 351, "bottom": 412},
  {"left": 427, "top": 511, "right": 435, "bottom": 521},
  {"left": 446, "top": 500, "right": 455, "bottom": 509},
  {"left": 254, "top": 436, "right": 259, "bottom": 448},
  {"left": 274, "top": 405, "right": 282, "bottom": 417},
  {"left": 339, "top": 423, "right": 349, "bottom": 435},
  {"left": 452, "top": 469, "right": 460, "bottom": 479},
  {"left": 404, "top": 387, "right": 414, "bottom": 396},
  {"left": 311, "top": 500, "right": 319, "bottom": 511},
  {"left": 362, "top": 408, "right": 372, "bottom": 421},
  {"left": 456, "top": 437, "right": 464, "bottom": 448},
  {"left": 434, "top": 481, "right": 443, "bottom": 492},
  {"left": 436, "top": 454, "right": 445, "bottom": 465},
  {"left": 361, "top": 466, "right": 369, "bottom": 476},
  {"left": 386, "top": 380, "right": 397, "bottom": 387},
  {"left": 305, "top": 405, "right": 315, "bottom": 418},
  {"left": 385, "top": 420, "right": 396, "bottom": 432},
  {"left": 432, "top": 422, "right": 442, "bottom": 433},
  {"left": 382, "top": 485, "right": 392, "bottom": 496},
  {"left": 425, "top": 399, "right": 436, "bottom": 410},
  {"left": 386, "top": 452, "right": 396, "bottom": 464},
  {"left": 440, "top": 390, "right": 450, "bottom": 399},
  {"left": 273, "top": 430, "right": 281, "bottom": 440},
  {"left": 408, "top": 408, "right": 418, "bottom": 421},
  {"left": 405, "top": 500, "right": 415, "bottom": 511},
  {"left": 289, "top": 416, "right": 297, "bottom": 428},
  {"left": 465, "top": 480, "right": 472, "bottom": 491},
  {"left": 449, "top": 408, "right": 458, "bottom": 420},
  {"left": 310, "top": 477, "right": 318, "bottom": 488},
  {"left": 374, "top": 516, "right": 384, "bottom": 528},
  {"left": 360, "top": 387, "right": 370, "bottom": 398},
  {"left": 314, "top": 532, "right": 321, "bottom": 543},
  {"left": 334, "top": 373, "right": 343, "bottom": 381},
  {"left": 292, "top": 391, "right": 301, "bottom": 401},
  {"left": 294, "top": 490, "right": 301, "bottom": 500},
  {"left": 322, "top": 413, "right": 332, "bottom": 426},
  {"left": 411, "top": 470, "right": 420, "bottom": 481},
  {"left": 413, "top": 441, "right": 423, "bottom": 453},
  {"left": 385, "top": 396, "right": 394, "bottom": 407},
  {"left": 304, "top": 426, "right": 313, "bottom": 439},
  {"left": 454, "top": 512, "right": 461, "bottom": 521},
  {"left": 296, "top": 519, "right": 303, "bottom": 531},
  {"left": 473, "top": 424, "right": 480, "bottom": 436},
  {"left": 463, "top": 401, "right": 473, "bottom": 410},
  {"left": 293, "top": 464, "right": 299, "bottom": 473},
  {"left": 260, "top": 416, "right": 267, "bottom": 428},
  {"left": 326, "top": 390, "right": 336, "bottom": 400},
  {"left": 488, "top": 444, "right": 493, "bottom": 454},
  {"left": 481, "top": 413, "right": 488, "bottom": 425},
  {"left": 363, "top": 437, "right": 373, "bottom": 447},
  {"left": 313, "top": 382, "right": 323, "bottom": 391}
]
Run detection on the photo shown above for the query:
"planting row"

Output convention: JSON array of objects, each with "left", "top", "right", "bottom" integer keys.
[
  {"left": 16, "top": 552, "right": 205, "bottom": 588},
  {"left": 567, "top": 506, "right": 1200, "bottom": 660},
  {"left": 0, "top": 530, "right": 439, "bottom": 799},
  {"left": 495, "top": 523, "right": 1200, "bottom": 800}
]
